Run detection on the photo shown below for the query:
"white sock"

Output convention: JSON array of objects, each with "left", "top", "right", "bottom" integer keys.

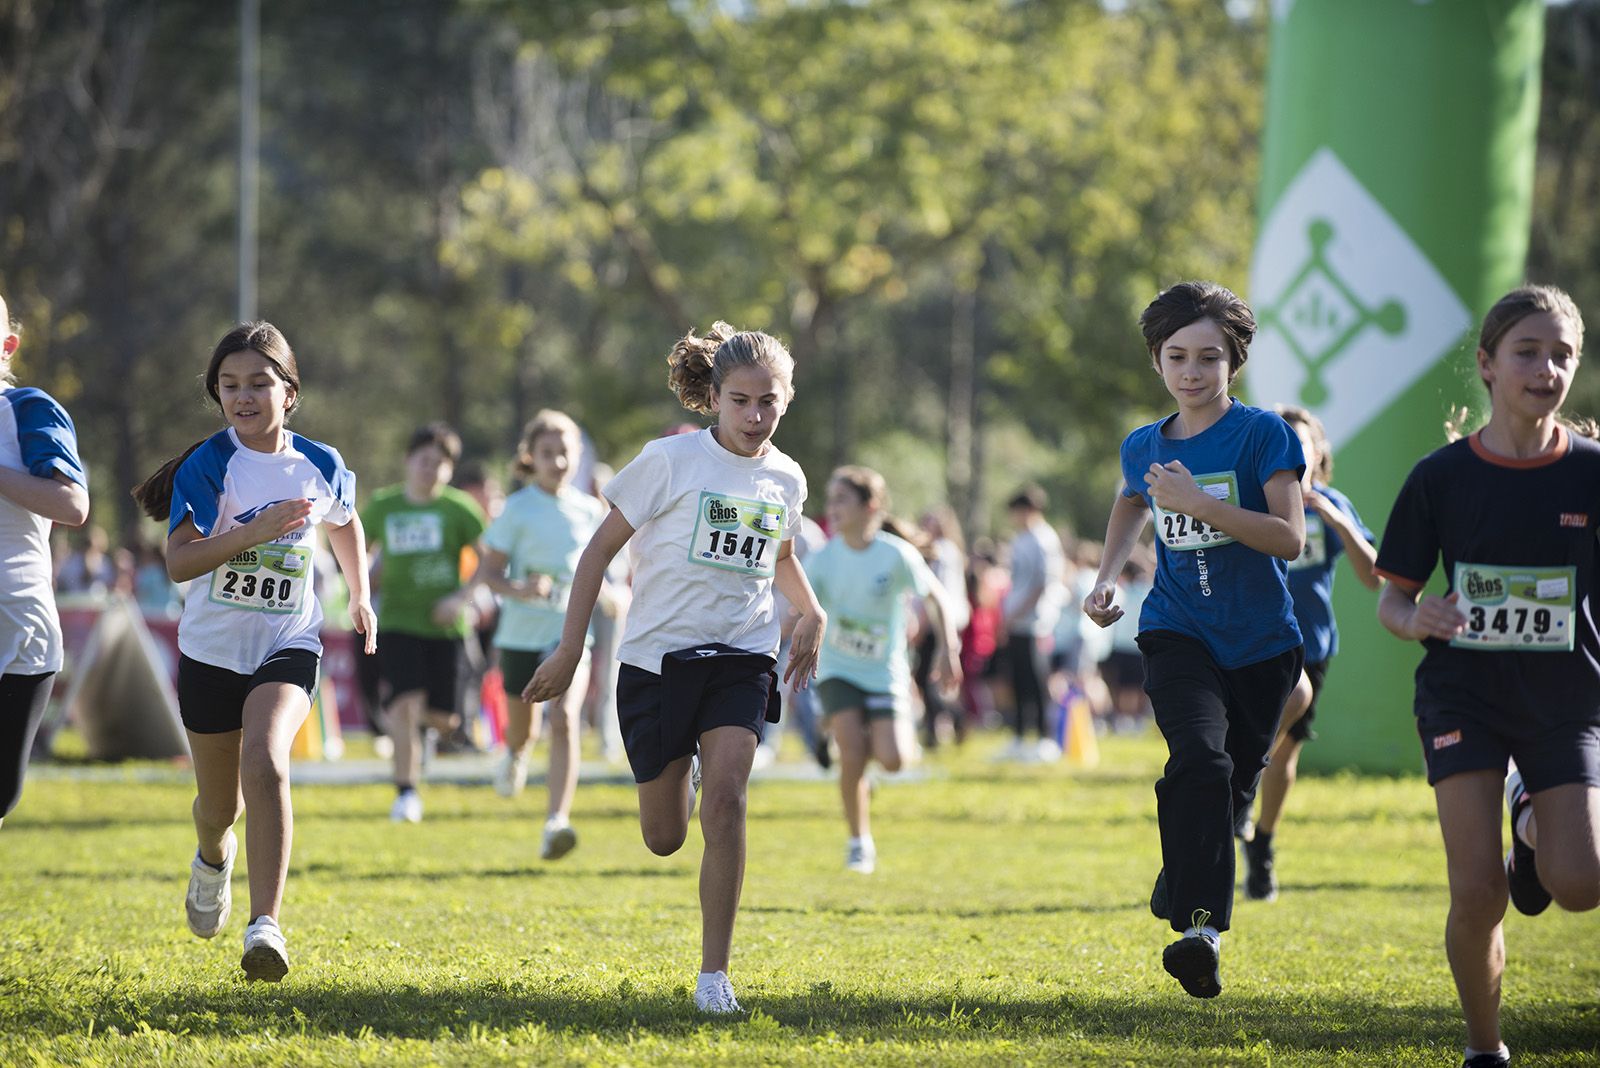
[
  {"left": 848, "top": 835, "right": 874, "bottom": 849},
  {"left": 1515, "top": 806, "right": 1536, "bottom": 850},
  {"left": 1464, "top": 1043, "right": 1508, "bottom": 1061}
]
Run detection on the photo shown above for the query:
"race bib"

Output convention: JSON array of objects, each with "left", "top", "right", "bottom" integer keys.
[
  {"left": 1154, "top": 472, "right": 1238, "bottom": 551},
  {"left": 209, "top": 542, "right": 310, "bottom": 615},
  {"left": 830, "top": 617, "right": 890, "bottom": 661},
  {"left": 689, "top": 491, "right": 784, "bottom": 575},
  {"left": 1288, "top": 514, "right": 1327, "bottom": 572},
  {"left": 1451, "top": 562, "right": 1576, "bottom": 652},
  {"left": 386, "top": 512, "right": 444, "bottom": 554}
]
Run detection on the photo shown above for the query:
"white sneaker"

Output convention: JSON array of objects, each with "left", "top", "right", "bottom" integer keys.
[
  {"left": 691, "top": 750, "right": 702, "bottom": 793},
  {"left": 846, "top": 837, "right": 876, "bottom": 874},
  {"left": 694, "top": 970, "right": 743, "bottom": 1014},
  {"left": 1036, "top": 737, "right": 1062, "bottom": 763},
  {"left": 241, "top": 915, "right": 289, "bottom": 982},
  {"left": 495, "top": 752, "right": 529, "bottom": 798},
  {"left": 185, "top": 831, "right": 236, "bottom": 939},
  {"left": 541, "top": 820, "right": 578, "bottom": 861},
  {"left": 390, "top": 790, "right": 423, "bottom": 823}
]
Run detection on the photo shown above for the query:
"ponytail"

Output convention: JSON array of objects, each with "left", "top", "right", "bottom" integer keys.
[
  {"left": 666, "top": 320, "right": 796, "bottom": 415},
  {"left": 131, "top": 441, "right": 205, "bottom": 522}
]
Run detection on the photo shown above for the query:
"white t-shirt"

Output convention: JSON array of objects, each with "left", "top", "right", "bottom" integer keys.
[
  {"left": 0, "top": 388, "right": 86, "bottom": 675},
  {"left": 169, "top": 428, "right": 356, "bottom": 675},
  {"left": 605, "top": 429, "right": 806, "bottom": 673}
]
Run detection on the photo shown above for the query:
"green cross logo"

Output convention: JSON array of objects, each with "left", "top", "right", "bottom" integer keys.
[{"left": 1258, "top": 220, "right": 1406, "bottom": 407}]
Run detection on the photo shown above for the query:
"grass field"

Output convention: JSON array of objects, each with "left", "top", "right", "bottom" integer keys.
[{"left": 1, "top": 732, "right": 1596, "bottom": 1067}]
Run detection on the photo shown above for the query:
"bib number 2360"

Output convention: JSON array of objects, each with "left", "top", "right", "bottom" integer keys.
[
  {"left": 690, "top": 491, "right": 784, "bottom": 576},
  {"left": 209, "top": 542, "right": 309, "bottom": 614}
]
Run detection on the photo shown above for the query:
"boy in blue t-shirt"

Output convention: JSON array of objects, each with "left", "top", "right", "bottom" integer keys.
[{"left": 1084, "top": 281, "right": 1306, "bottom": 999}]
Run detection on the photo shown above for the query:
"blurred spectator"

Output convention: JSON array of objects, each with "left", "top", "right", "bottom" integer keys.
[
  {"left": 1001, "top": 485, "right": 1065, "bottom": 760},
  {"left": 133, "top": 540, "right": 183, "bottom": 618},
  {"left": 56, "top": 525, "right": 116, "bottom": 596}
]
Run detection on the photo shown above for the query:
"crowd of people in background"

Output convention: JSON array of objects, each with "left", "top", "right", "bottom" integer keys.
[{"left": 7, "top": 282, "right": 1595, "bottom": 1066}]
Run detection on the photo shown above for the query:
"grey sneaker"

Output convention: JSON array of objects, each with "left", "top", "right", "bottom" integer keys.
[
  {"left": 185, "top": 831, "right": 236, "bottom": 939},
  {"left": 541, "top": 821, "right": 578, "bottom": 861},
  {"left": 846, "top": 838, "right": 876, "bottom": 874},
  {"left": 241, "top": 915, "right": 289, "bottom": 982}
]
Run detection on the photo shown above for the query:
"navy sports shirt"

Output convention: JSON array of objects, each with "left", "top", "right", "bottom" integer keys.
[
  {"left": 1287, "top": 484, "right": 1374, "bottom": 664},
  {"left": 1375, "top": 426, "right": 1600, "bottom": 728}
]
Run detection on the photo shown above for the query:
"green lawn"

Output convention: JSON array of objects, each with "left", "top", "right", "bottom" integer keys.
[{"left": 1, "top": 733, "right": 1596, "bottom": 1066}]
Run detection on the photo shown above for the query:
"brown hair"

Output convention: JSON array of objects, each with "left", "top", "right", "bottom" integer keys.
[
  {"left": 829, "top": 465, "right": 925, "bottom": 548},
  {"left": 131, "top": 321, "right": 301, "bottom": 521},
  {"left": 513, "top": 409, "right": 581, "bottom": 477},
  {"left": 1276, "top": 404, "right": 1333, "bottom": 484},
  {"left": 1448, "top": 285, "right": 1592, "bottom": 440},
  {"left": 405, "top": 422, "right": 462, "bottom": 463},
  {"left": 1139, "top": 281, "right": 1256, "bottom": 377},
  {"left": 666, "top": 321, "right": 795, "bottom": 415}
]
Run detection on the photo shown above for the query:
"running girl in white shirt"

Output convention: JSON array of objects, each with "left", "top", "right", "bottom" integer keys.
[
  {"left": 526, "top": 321, "right": 824, "bottom": 1015},
  {"left": 0, "top": 292, "right": 90, "bottom": 828},
  {"left": 478, "top": 409, "right": 609, "bottom": 859},
  {"left": 132, "top": 322, "right": 376, "bottom": 982}
]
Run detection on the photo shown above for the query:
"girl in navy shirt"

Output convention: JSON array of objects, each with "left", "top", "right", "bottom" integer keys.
[
  {"left": 1375, "top": 286, "right": 1600, "bottom": 1068},
  {"left": 1085, "top": 281, "right": 1305, "bottom": 999}
]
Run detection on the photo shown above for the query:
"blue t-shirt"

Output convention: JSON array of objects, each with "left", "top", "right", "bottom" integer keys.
[
  {"left": 808, "top": 532, "right": 934, "bottom": 697},
  {"left": 1120, "top": 401, "right": 1305, "bottom": 669},
  {"left": 1286, "top": 484, "right": 1373, "bottom": 664}
]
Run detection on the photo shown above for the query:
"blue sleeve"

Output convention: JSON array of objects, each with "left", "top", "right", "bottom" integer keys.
[
  {"left": 294, "top": 434, "right": 356, "bottom": 516},
  {"left": 1119, "top": 431, "right": 1145, "bottom": 499},
  {"left": 1254, "top": 411, "right": 1306, "bottom": 488},
  {"left": 1328, "top": 486, "right": 1375, "bottom": 543},
  {"left": 169, "top": 437, "right": 231, "bottom": 536},
  {"left": 11, "top": 389, "right": 86, "bottom": 488}
]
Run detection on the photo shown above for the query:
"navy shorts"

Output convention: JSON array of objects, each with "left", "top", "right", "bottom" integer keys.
[
  {"left": 178, "top": 650, "right": 319, "bottom": 735},
  {"left": 1287, "top": 658, "right": 1329, "bottom": 743},
  {"left": 616, "top": 662, "right": 769, "bottom": 783},
  {"left": 378, "top": 632, "right": 463, "bottom": 714},
  {"left": 1417, "top": 707, "right": 1600, "bottom": 794}
]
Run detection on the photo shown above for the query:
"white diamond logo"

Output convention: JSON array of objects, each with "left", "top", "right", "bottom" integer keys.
[{"left": 1246, "top": 148, "right": 1472, "bottom": 448}]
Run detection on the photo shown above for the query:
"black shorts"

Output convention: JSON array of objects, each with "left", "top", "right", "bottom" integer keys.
[
  {"left": 1417, "top": 708, "right": 1600, "bottom": 793},
  {"left": 496, "top": 646, "right": 582, "bottom": 698},
  {"left": 178, "top": 650, "right": 319, "bottom": 735},
  {"left": 616, "top": 661, "right": 769, "bottom": 784},
  {"left": 1287, "top": 658, "right": 1330, "bottom": 743},
  {"left": 378, "top": 632, "right": 463, "bottom": 714}
]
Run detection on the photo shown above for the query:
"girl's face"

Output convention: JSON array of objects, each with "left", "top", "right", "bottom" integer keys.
[
  {"left": 1480, "top": 310, "right": 1581, "bottom": 425},
  {"left": 1293, "top": 424, "right": 1320, "bottom": 490},
  {"left": 405, "top": 442, "right": 453, "bottom": 491},
  {"left": 529, "top": 430, "right": 576, "bottom": 492},
  {"left": 825, "top": 479, "right": 872, "bottom": 536},
  {"left": 1155, "top": 318, "right": 1232, "bottom": 414},
  {"left": 216, "top": 349, "right": 293, "bottom": 445},
  {"left": 711, "top": 365, "right": 787, "bottom": 457}
]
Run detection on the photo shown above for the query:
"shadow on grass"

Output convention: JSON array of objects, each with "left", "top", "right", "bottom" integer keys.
[{"left": 28, "top": 981, "right": 1598, "bottom": 1057}]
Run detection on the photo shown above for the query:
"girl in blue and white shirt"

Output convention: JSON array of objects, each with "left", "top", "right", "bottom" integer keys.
[
  {"left": 133, "top": 322, "right": 375, "bottom": 983},
  {"left": 0, "top": 292, "right": 89, "bottom": 827}
]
